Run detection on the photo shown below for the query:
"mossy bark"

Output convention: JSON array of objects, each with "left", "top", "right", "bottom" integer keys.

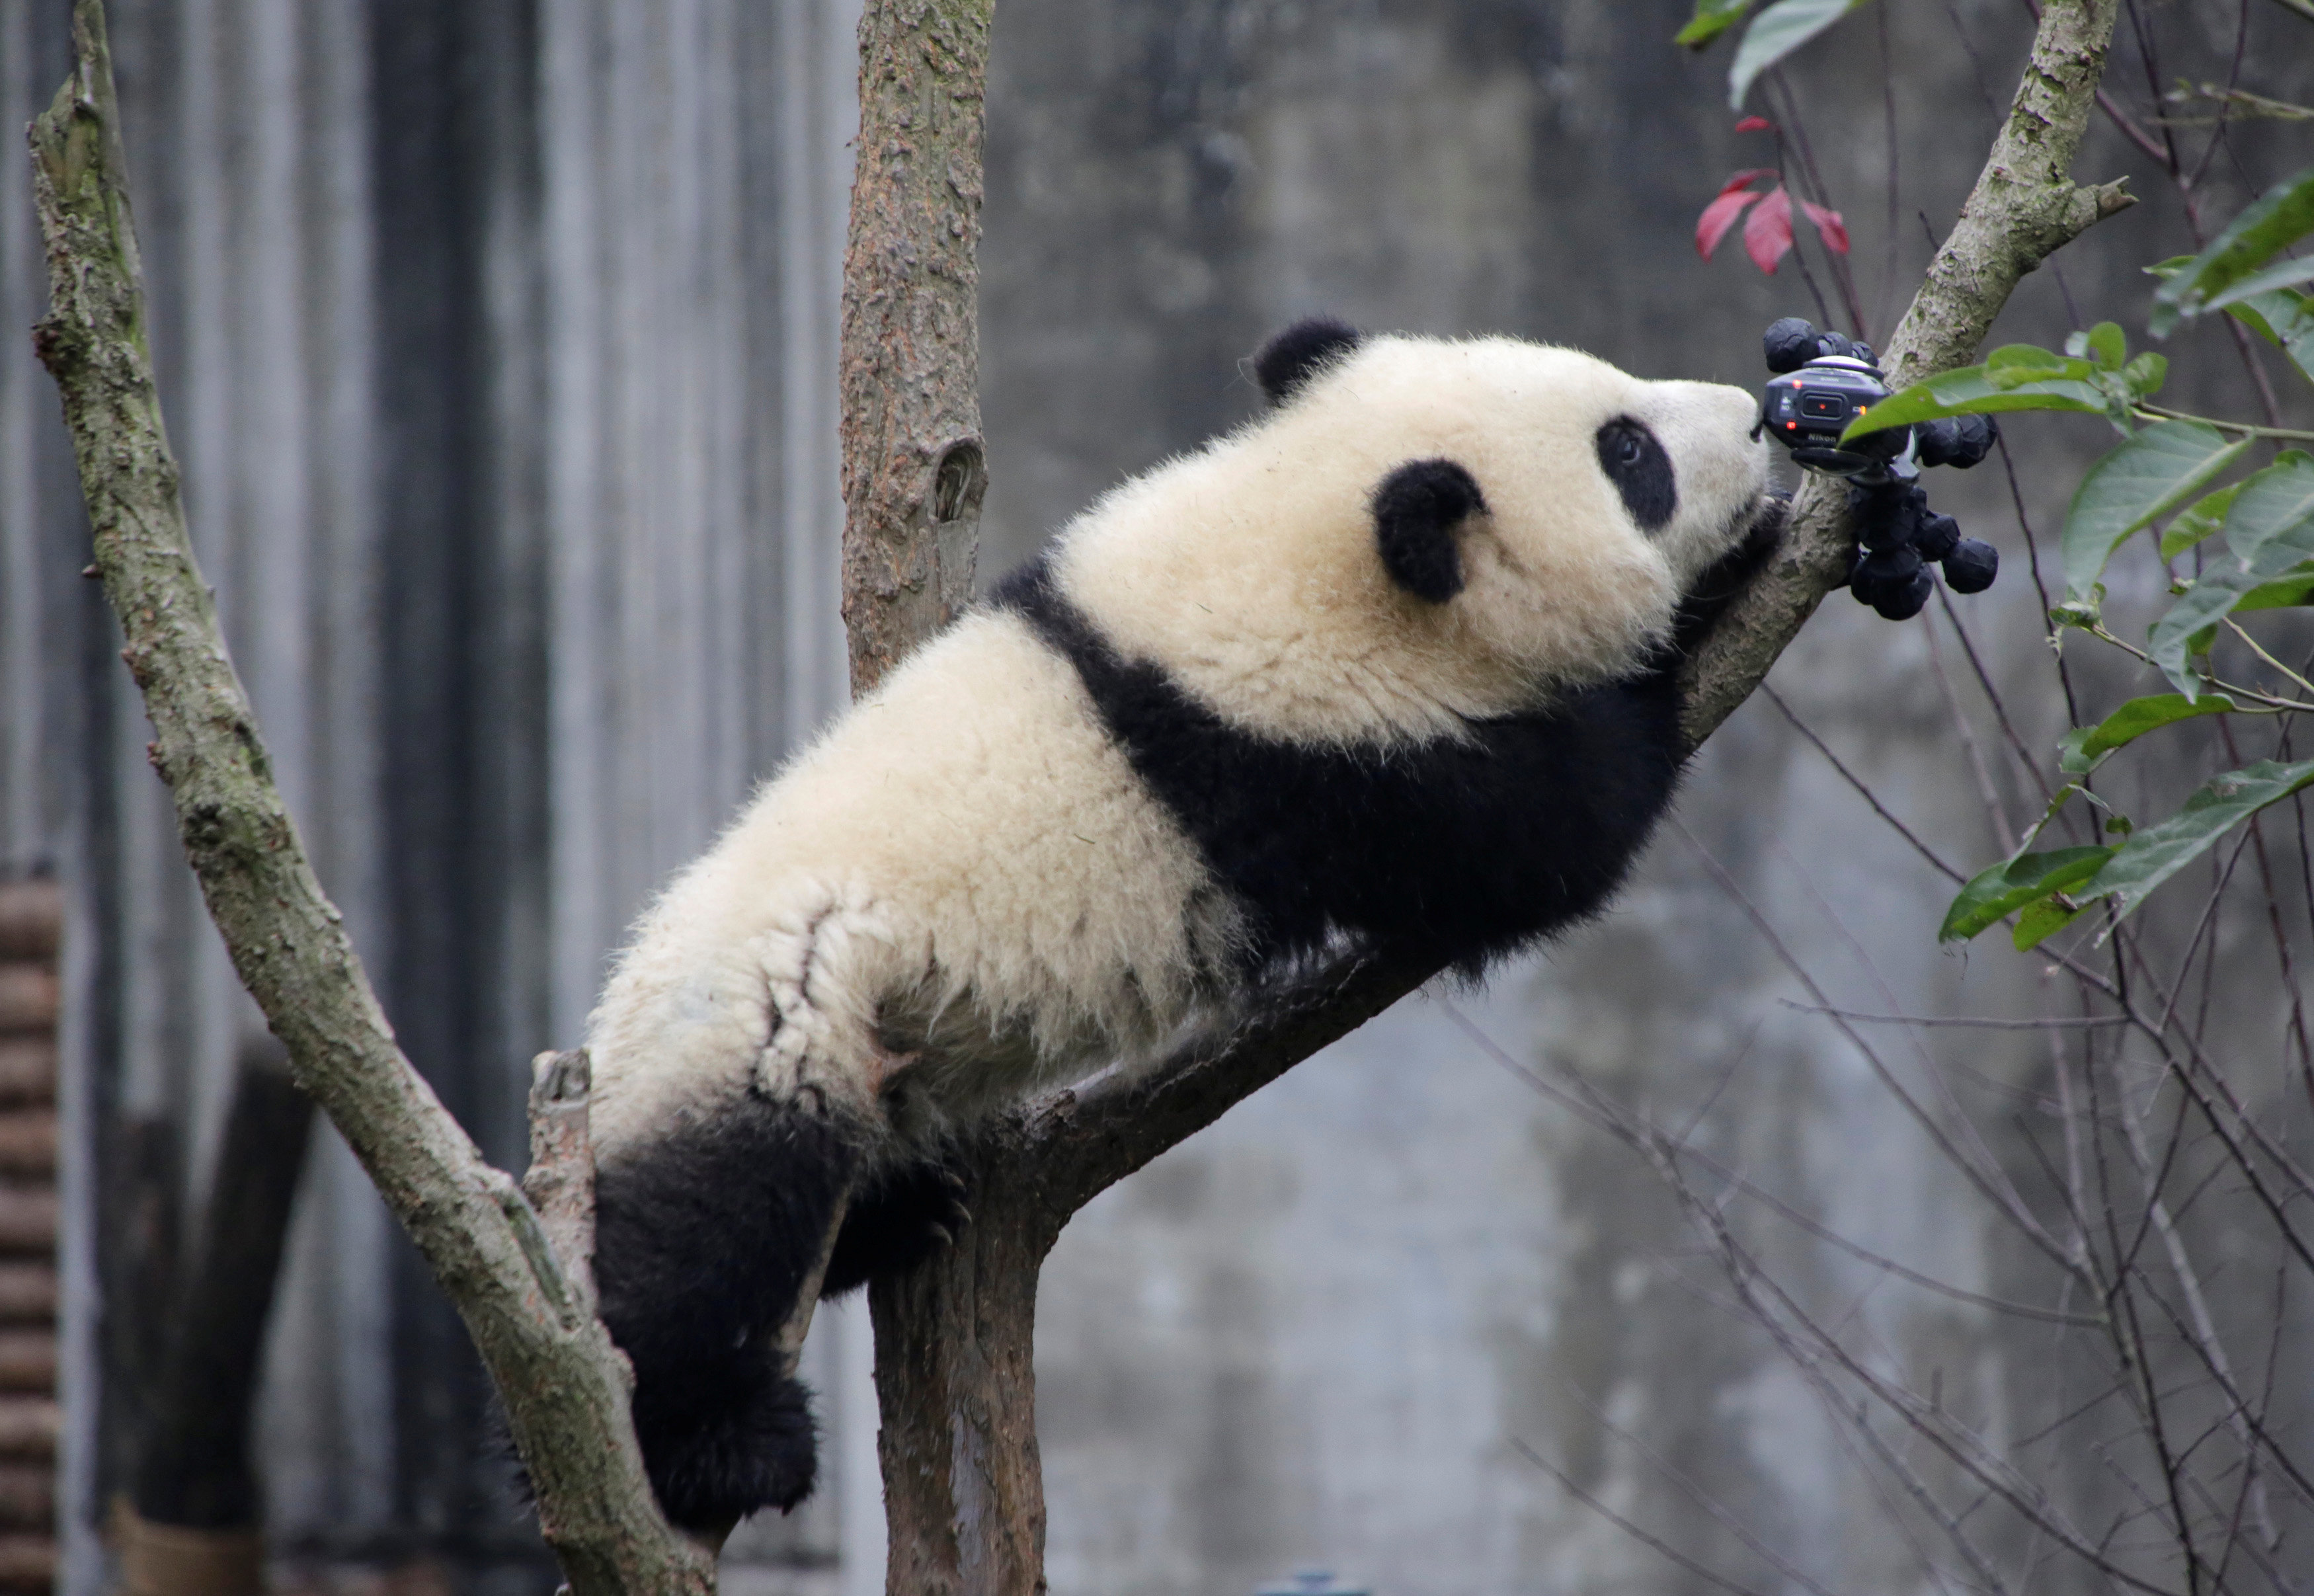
[
  {"left": 31, "top": 0, "right": 2134, "bottom": 1589},
  {"left": 26, "top": 6, "right": 711, "bottom": 1591}
]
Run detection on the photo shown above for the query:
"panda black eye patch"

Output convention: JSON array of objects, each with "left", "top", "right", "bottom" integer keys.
[
  {"left": 1595, "top": 417, "right": 1676, "bottom": 532},
  {"left": 1372, "top": 458, "right": 1485, "bottom": 604}
]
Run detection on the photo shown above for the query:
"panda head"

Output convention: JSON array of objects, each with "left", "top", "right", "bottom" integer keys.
[{"left": 1055, "top": 318, "right": 1775, "bottom": 742}]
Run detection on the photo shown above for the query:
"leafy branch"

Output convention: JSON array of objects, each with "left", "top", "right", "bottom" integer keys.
[{"left": 1839, "top": 168, "right": 2314, "bottom": 956}]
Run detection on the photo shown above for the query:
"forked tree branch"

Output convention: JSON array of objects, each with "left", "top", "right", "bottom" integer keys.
[
  {"left": 29, "top": 0, "right": 2134, "bottom": 1588},
  {"left": 1040, "top": 0, "right": 2135, "bottom": 1213},
  {"left": 1679, "top": 0, "right": 2132, "bottom": 746},
  {"left": 24, "top": 7, "right": 709, "bottom": 1593},
  {"left": 850, "top": 6, "right": 2132, "bottom": 1589}
]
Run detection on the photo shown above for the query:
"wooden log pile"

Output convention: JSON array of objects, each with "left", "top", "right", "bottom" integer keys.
[{"left": 0, "top": 881, "right": 61, "bottom": 1593}]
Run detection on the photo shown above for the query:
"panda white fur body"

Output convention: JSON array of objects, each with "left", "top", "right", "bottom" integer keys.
[{"left": 582, "top": 322, "right": 1776, "bottom": 1531}]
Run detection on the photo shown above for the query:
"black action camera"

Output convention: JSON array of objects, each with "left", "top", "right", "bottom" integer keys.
[
  {"left": 1755, "top": 316, "right": 2001, "bottom": 621},
  {"left": 1757, "top": 319, "right": 1911, "bottom": 482}
]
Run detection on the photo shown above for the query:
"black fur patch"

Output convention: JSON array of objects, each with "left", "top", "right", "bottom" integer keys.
[
  {"left": 592, "top": 1094, "right": 863, "bottom": 1528},
  {"left": 1252, "top": 317, "right": 1364, "bottom": 405},
  {"left": 1596, "top": 418, "right": 1677, "bottom": 532},
  {"left": 820, "top": 1157, "right": 972, "bottom": 1297},
  {"left": 1373, "top": 459, "right": 1484, "bottom": 603},
  {"left": 996, "top": 563, "right": 1688, "bottom": 976},
  {"left": 1670, "top": 493, "right": 1786, "bottom": 656}
]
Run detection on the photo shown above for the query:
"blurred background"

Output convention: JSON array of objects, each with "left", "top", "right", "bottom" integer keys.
[{"left": 1, "top": 1, "right": 2309, "bottom": 1593}]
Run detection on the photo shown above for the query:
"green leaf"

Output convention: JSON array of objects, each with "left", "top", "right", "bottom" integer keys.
[
  {"left": 2202, "top": 254, "right": 2314, "bottom": 313},
  {"left": 2159, "top": 459, "right": 2314, "bottom": 691},
  {"left": 2122, "top": 351, "right": 2168, "bottom": 399},
  {"left": 2159, "top": 481, "right": 2245, "bottom": 560},
  {"left": 2079, "top": 759, "right": 2314, "bottom": 918},
  {"left": 1841, "top": 363, "right": 2109, "bottom": 440},
  {"left": 2222, "top": 449, "right": 2314, "bottom": 571},
  {"left": 1939, "top": 846, "right": 2114, "bottom": 942},
  {"left": 2149, "top": 567, "right": 2260, "bottom": 696},
  {"left": 1677, "top": 0, "right": 1755, "bottom": 46},
  {"left": 2235, "top": 565, "right": 2314, "bottom": 613},
  {"left": 2059, "top": 421, "right": 2247, "bottom": 600},
  {"left": 2014, "top": 897, "right": 2087, "bottom": 951},
  {"left": 2058, "top": 693, "right": 2240, "bottom": 774},
  {"left": 1729, "top": 0, "right": 1873, "bottom": 109},
  {"left": 2151, "top": 165, "right": 2314, "bottom": 335},
  {"left": 2225, "top": 288, "right": 2314, "bottom": 386},
  {"left": 2063, "top": 322, "right": 2128, "bottom": 370},
  {"left": 1985, "top": 342, "right": 2096, "bottom": 386}
]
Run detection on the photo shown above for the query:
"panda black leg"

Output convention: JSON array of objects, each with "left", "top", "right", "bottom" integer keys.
[
  {"left": 590, "top": 1092, "right": 865, "bottom": 1529},
  {"left": 820, "top": 1156, "right": 973, "bottom": 1296}
]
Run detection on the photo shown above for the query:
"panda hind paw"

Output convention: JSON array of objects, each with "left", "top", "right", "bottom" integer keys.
[
  {"left": 820, "top": 1159, "right": 975, "bottom": 1296},
  {"left": 639, "top": 1369, "right": 819, "bottom": 1529}
]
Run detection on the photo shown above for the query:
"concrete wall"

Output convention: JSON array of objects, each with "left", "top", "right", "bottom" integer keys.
[
  {"left": 1, "top": 1, "right": 867, "bottom": 1588},
  {"left": 982, "top": 4, "right": 2314, "bottom": 1593},
  {"left": 2, "top": 1, "right": 2309, "bottom": 1592}
]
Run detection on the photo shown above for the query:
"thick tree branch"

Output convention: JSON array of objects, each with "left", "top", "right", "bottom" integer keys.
[
  {"left": 1039, "top": 0, "right": 2135, "bottom": 1216},
  {"left": 839, "top": 0, "right": 994, "bottom": 696},
  {"left": 848, "top": 6, "right": 2131, "bottom": 1589},
  {"left": 25, "top": 7, "right": 705, "bottom": 1593}
]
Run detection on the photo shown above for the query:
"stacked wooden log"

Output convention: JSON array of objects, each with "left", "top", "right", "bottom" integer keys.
[{"left": 0, "top": 882, "right": 60, "bottom": 1593}]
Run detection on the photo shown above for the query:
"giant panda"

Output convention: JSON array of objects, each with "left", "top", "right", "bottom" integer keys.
[{"left": 581, "top": 318, "right": 1780, "bottom": 1531}]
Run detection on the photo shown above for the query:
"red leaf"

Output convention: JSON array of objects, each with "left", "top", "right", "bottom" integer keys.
[
  {"left": 1734, "top": 114, "right": 1775, "bottom": 132},
  {"left": 1743, "top": 185, "right": 1794, "bottom": 274},
  {"left": 1801, "top": 199, "right": 1850, "bottom": 255},
  {"left": 1696, "top": 189, "right": 1763, "bottom": 260},
  {"left": 1696, "top": 170, "right": 1776, "bottom": 260}
]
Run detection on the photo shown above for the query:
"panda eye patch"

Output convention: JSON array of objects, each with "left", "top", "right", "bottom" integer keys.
[{"left": 1595, "top": 418, "right": 1676, "bottom": 532}]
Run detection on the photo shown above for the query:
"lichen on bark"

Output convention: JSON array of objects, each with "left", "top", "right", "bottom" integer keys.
[{"left": 26, "top": 5, "right": 712, "bottom": 1591}]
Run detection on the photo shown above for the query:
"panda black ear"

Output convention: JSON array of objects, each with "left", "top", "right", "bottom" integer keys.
[
  {"left": 1252, "top": 317, "right": 1363, "bottom": 406},
  {"left": 1372, "top": 459, "right": 1484, "bottom": 604}
]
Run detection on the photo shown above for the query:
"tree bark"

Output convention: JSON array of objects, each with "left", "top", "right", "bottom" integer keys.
[
  {"left": 869, "top": 1151, "right": 1057, "bottom": 1596},
  {"left": 28, "top": 0, "right": 2135, "bottom": 1586},
  {"left": 840, "top": 4, "right": 2132, "bottom": 1593},
  {"left": 25, "top": 8, "right": 709, "bottom": 1592},
  {"left": 839, "top": 0, "right": 994, "bottom": 697}
]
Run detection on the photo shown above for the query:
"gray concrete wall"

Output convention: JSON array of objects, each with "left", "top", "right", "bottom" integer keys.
[
  {"left": 1, "top": 1, "right": 868, "bottom": 1588},
  {"left": 983, "top": 4, "right": 2314, "bottom": 1593},
  {"left": 2, "top": 1, "right": 2309, "bottom": 1593}
]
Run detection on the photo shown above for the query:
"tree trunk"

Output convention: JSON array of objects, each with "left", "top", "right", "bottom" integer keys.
[
  {"left": 839, "top": 0, "right": 995, "bottom": 698},
  {"left": 837, "top": 1, "right": 2134, "bottom": 1589},
  {"left": 869, "top": 1149, "right": 1059, "bottom": 1596}
]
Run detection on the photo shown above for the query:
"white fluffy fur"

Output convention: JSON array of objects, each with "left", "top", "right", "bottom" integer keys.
[
  {"left": 586, "top": 333, "right": 1767, "bottom": 1161},
  {"left": 1061, "top": 336, "right": 1763, "bottom": 743}
]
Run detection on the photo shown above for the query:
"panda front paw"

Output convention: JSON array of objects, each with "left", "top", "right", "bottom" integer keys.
[{"left": 1671, "top": 491, "right": 1787, "bottom": 654}]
